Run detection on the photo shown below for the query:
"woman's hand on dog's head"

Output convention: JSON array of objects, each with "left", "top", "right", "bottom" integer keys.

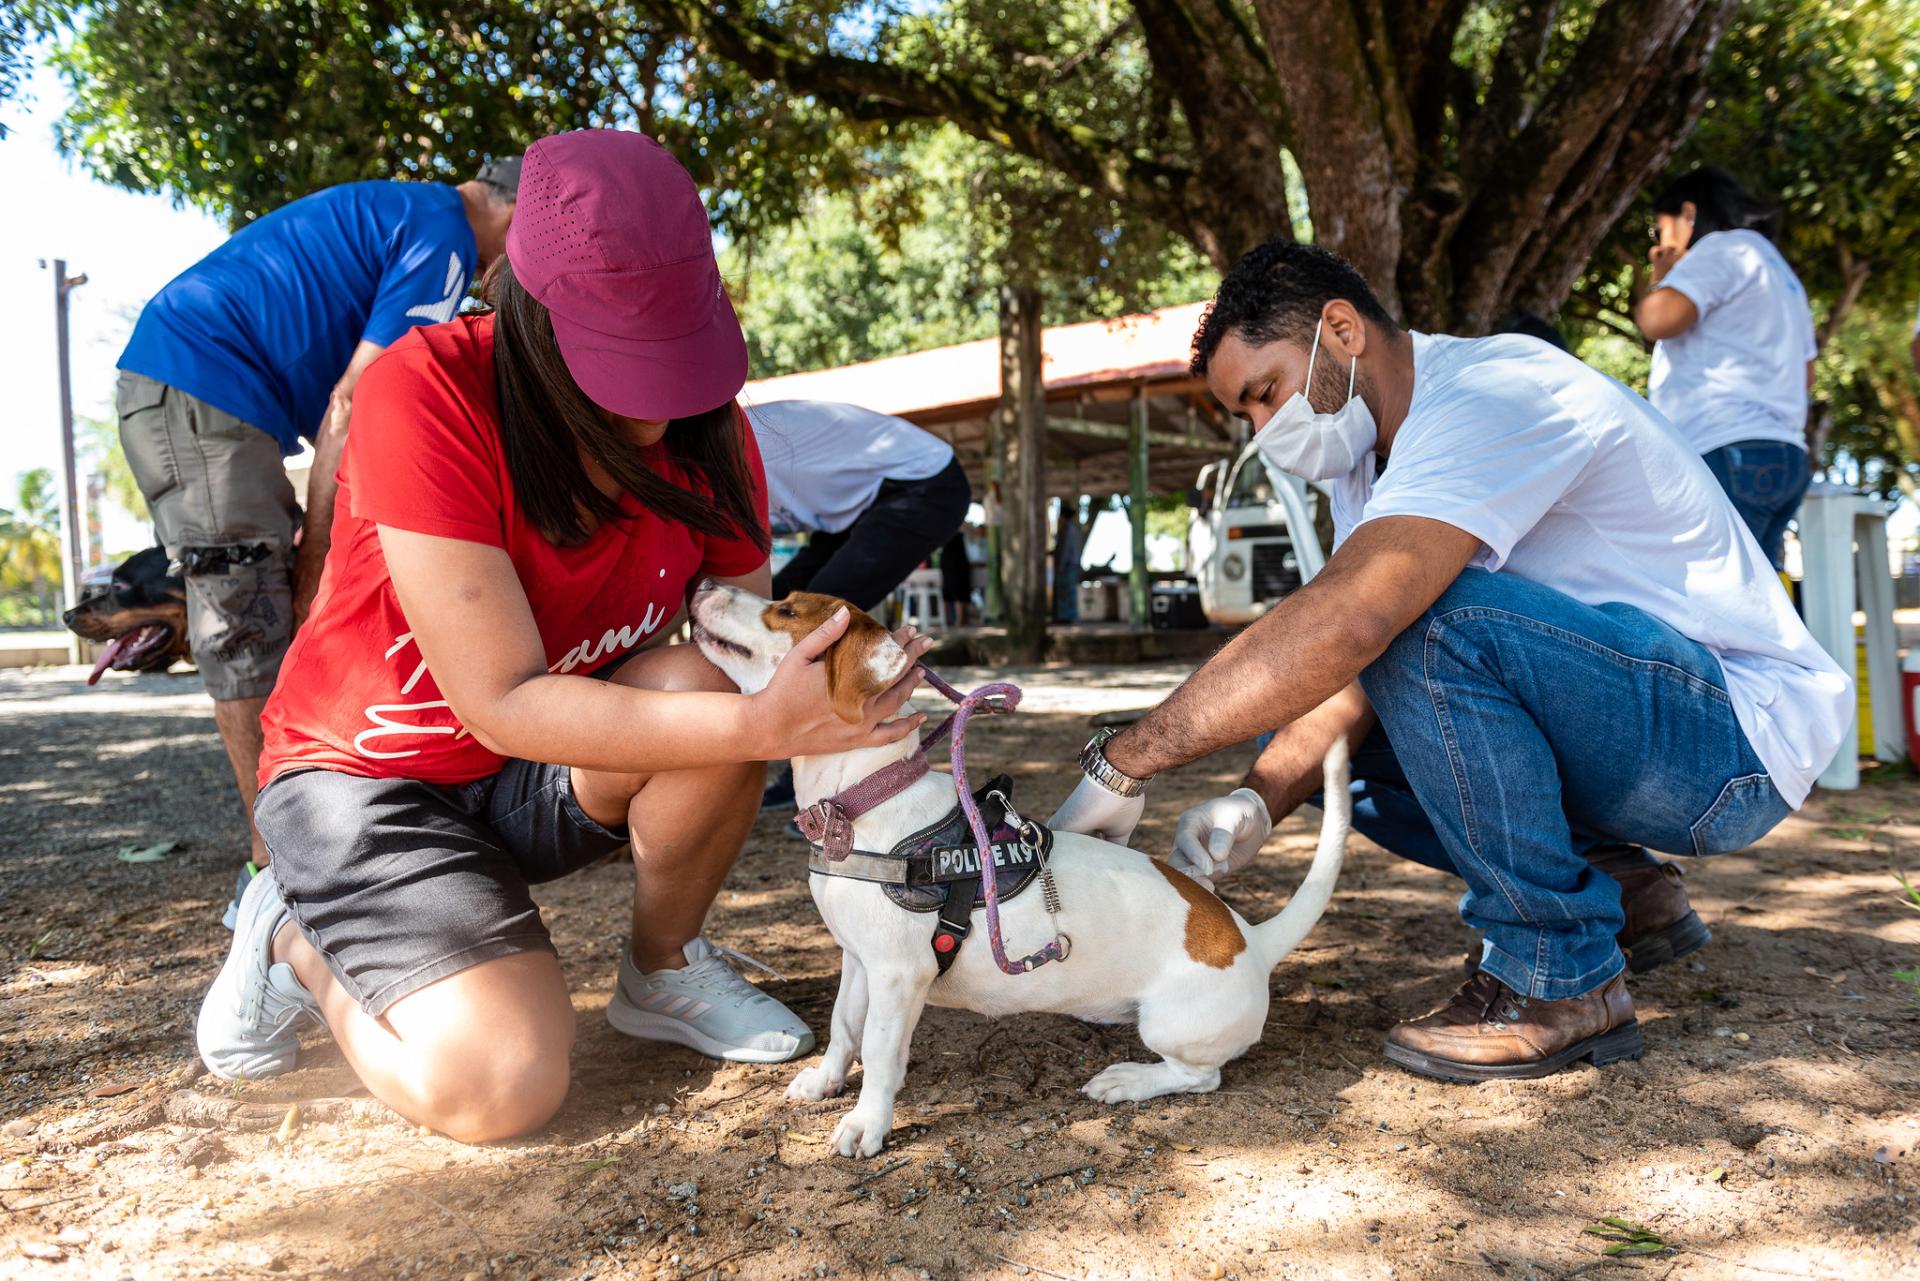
[{"left": 755, "top": 606, "right": 934, "bottom": 758}]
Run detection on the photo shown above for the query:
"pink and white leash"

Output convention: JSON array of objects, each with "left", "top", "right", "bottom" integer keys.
[{"left": 915, "top": 667, "right": 1069, "bottom": 975}]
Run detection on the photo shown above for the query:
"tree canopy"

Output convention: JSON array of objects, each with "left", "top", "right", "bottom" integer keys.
[
  {"left": 15, "top": 0, "right": 1920, "bottom": 480},
  {"left": 33, "top": 0, "right": 1735, "bottom": 332}
]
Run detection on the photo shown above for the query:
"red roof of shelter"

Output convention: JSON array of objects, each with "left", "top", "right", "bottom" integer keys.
[{"left": 741, "top": 300, "right": 1209, "bottom": 424}]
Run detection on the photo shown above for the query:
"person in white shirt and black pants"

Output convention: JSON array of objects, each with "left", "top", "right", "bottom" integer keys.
[
  {"left": 748, "top": 401, "right": 971, "bottom": 610},
  {"left": 1635, "top": 168, "right": 1818, "bottom": 569}
]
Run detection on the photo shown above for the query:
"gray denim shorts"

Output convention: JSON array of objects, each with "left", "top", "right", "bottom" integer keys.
[
  {"left": 117, "top": 371, "right": 300, "bottom": 700},
  {"left": 256, "top": 761, "right": 630, "bottom": 1018}
]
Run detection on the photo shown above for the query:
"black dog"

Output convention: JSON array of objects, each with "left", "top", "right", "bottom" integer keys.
[{"left": 63, "top": 546, "right": 192, "bottom": 684}]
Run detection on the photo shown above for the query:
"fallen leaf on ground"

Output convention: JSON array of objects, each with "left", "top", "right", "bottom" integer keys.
[
  {"left": 1584, "top": 1217, "right": 1676, "bottom": 1259},
  {"left": 89, "top": 1083, "right": 135, "bottom": 1098},
  {"left": 116, "top": 841, "right": 178, "bottom": 864}
]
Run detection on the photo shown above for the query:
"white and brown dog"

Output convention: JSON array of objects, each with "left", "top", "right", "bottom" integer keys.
[{"left": 691, "top": 584, "right": 1350, "bottom": 1158}]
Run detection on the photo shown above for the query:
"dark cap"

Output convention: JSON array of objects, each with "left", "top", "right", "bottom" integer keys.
[{"left": 474, "top": 154, "right": 523, "bottom": 197}]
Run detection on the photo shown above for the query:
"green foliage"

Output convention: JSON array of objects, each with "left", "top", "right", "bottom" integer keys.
[
  {"left": 52, "top": 2, "right": 647, "bottom": 225},
  {"left": 38, "top": 0, "right": 1920, "bottom": 478},
  {"left": 726, "top": 126, "right": 1215, "bottom": 377},
  {"left": 0, "top": 468, "right": 65, "bottom": 628},
  {"left": 1897, "top": 872, "right": 1920, "bottom": 998},
  {"left": 1565, "top": 0, "right": 1920, "bottom": 484},
  {"left": 78, "top": 416, "right": 147, "bottom": 523}
]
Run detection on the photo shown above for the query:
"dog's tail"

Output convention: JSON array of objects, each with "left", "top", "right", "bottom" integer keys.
[{"left": 1248, "top": 737, "right": 1352, "bottom": 972}]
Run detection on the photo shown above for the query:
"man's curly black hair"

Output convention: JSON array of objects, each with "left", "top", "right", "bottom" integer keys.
[{"left": 1190, "top": 241, "right": 1399, "bottom": 377}]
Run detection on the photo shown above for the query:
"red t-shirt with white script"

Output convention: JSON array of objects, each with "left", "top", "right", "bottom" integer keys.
[{"left": 258, "top": 313, "right": 769, "bottom": 787}]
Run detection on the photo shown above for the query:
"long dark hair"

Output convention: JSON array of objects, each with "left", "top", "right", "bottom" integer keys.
[
  {"left": 1652, "top": 167, "right": 1781, "bottom": 242},
  {"left": 488, "top": 257, "right": 769, "bottom": 552}
]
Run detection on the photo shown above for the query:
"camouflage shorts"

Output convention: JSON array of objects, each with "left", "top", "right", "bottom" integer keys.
[{"left": 117, "top": 371, "right": 300, "bottom": 701}]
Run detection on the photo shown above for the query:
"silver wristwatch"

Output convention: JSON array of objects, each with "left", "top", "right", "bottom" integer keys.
[{"left": 1079, "top": 728, "right": 1153, "bottom": 798}]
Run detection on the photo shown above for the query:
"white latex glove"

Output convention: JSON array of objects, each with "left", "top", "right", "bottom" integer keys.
[
  {"left": 1049, "top": 773, "right": 1147, "bottom": 847},
  {"left": 1167, "top": 788, "right": 1273, "bottom": 890}
]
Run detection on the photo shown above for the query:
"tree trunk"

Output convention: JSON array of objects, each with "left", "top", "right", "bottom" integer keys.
[
  {"left": 647, "top": 0, "right": 1743, "bottom": 332},
  {"left": 997, "top": 285, "right": 1048, "bottom": 664}
]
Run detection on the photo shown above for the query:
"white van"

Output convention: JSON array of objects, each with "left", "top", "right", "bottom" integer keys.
[{"left": 1187, "top": 444, "right": 1328, "bottom": 626}]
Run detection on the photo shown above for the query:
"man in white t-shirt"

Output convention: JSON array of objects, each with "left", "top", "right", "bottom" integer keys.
[
  {"left": 1048, "top": 242, "right": 1851, "bottom": 1084},
  {"left": 747, "top": 400, "right": 970, "bottom": 610}
]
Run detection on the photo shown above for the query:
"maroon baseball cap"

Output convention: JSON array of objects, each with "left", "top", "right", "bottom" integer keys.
[{"left": 505, "top": 129, "right": 747, "bottom": 421}]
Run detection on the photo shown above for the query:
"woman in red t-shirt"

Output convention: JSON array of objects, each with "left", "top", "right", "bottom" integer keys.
[{"left": 197, "top": 130, "right": 927, "bottom": 1143}]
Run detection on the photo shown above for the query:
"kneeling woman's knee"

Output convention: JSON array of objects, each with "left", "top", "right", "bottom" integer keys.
[
  {"left": 388, "top": 956, "right": 578, "bottom": 1142},
  {"left": 609, "top": 643, "right": 737, "bottom": 695},
  {"left": 413, "top": 1029, "right": 574, "bottom": 1143}
]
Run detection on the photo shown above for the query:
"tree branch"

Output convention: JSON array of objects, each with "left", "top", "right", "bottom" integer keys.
[
  {"left": 1457, "top": 0, "right": 1563, "bottom": 187},
  {"left": 1050, "top": 13, "right": 1139, "bottom": 82},
  {"left": 1452, "top": 0, "right": 1733, "bottom": 327},
  {"left": 637, "top": 0, "right": 1191, "bottom": 228},
  {"left": 1132, "top": 0, "right": 1291, "bottom": 265},
  {"left": 1816, "top": 232, "right": 1872, "bottom": 351},
  {"left": 1502, "top": 0, "right": 1735, "bottom": 321}
]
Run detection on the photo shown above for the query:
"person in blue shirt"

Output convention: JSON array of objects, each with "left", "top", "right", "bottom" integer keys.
[{"left": 115, "top": 159, "right": 519, "bottom": 925}]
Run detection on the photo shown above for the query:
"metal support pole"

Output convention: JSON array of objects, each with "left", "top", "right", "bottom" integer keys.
[
  {"left": 984, "top": 434, "right": 1005, "bottom": 624},
  {"left": 45, "top": 258, "right": 89, "bottom": 662},
  {"left": 1128, "top": 387, "right": 1150, "bottom": 631}
]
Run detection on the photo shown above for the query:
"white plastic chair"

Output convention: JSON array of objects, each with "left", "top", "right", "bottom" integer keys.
[
  {"left": 893, "top": 567, "right": 947, "bottom": 633},
  {"left": 1799, "top": 484, "right": 1899, "bottom": 788}
]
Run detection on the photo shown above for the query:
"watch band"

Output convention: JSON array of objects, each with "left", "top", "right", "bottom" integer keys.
[{"left": 1080, "top": 728, "right": 1153, "bottom": 798}]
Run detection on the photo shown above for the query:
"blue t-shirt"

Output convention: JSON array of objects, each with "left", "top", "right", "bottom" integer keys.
[{"left": 118, "top": 182, "right": 477, "bottom": 455}]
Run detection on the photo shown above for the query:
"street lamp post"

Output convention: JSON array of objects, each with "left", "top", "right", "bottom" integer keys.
[{"left": 43, "top": 257, "right": 89, "bottom": 663}]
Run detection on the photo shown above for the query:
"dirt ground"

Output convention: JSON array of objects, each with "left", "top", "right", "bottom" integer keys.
[{"left": 2, "top": 659, "right": 1917, "bottom": 1281}]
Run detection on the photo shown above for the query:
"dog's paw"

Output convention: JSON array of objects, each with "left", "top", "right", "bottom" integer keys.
[
  {"left": 829, "top": 1109, "right": 891, "bottom": 1158},
  {"left": 1082, "top": 1060, "right": 1215, "bottom": 1104},
  {"left": 786, "top": 1064, "right": 845, "bottom": 1102}
]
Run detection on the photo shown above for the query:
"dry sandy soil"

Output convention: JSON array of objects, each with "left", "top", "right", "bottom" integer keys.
[{"left": 2, "top": 659, "right": 1916, "bottom": 1281}]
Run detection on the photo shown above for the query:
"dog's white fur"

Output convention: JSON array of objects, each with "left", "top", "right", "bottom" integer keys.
[{"left": 691, "top": 584, "right": 1351, "bottom": 1158}]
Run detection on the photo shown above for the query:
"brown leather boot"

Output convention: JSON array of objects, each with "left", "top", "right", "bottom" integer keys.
[
  {"left": 1586, "top": 845, "right": 1711, "bottom": 973},
  {"left": 1384, "top": 971, "right": 1642, "bottom": 1082},
  {"left": 1461, "top": 846, "right": 1711, "bottom": 975}
]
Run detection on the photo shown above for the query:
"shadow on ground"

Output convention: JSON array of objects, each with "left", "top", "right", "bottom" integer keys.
[{"left": 1, "top": 663, "right": 1916, "bottom": 1280}]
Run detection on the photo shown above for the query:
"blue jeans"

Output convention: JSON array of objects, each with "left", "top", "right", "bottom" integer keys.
[
  {"left": 1264, "top": 569, "right": 1790, "bottom": 1001},
  {"left": 1701, "top": 440, "right": 1810, "bottom": 570}
]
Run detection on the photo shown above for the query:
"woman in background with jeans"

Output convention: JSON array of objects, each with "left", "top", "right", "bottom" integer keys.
[{"left": 1635, "top": 167, "right": 1817, "bottom": 569}]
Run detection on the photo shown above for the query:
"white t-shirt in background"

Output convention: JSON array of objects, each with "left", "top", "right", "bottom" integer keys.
[
  {"left": 745, "top": 400, "right": 955, "bottom": 534},
  {"left": 1648, "top": 229, "right": 1817, "bottom": 456},
  {"left": 1328, "top": 331, "right": 1849, "bottom": 808}
]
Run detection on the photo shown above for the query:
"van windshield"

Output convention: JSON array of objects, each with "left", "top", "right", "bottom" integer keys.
[{"left": 1227, "top": 458, "right": 1276, "bottom": 507}]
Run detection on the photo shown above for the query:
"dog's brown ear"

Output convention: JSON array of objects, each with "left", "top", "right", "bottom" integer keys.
[{"left": 824, "top": 611, "right": 900, "bottom": 724}]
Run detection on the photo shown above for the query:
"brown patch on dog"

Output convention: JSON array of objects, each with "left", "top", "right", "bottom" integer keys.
[
  {"left": 761, "top": 591, "right": 895, "bottom": 723},
  {"left": 1150, "top": 859, "right": 1247, "bottom": 969}
]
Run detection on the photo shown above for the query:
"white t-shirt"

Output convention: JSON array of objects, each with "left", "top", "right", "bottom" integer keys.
[
  {"left": 1329, "top": 331, "right": 1849, "bottom": 807},
  {"left": 745, "top": 400, "right": 955, "bottom": 534},
  {"left": 1648, "top": 229, "right": 1817, "bottom": 455}
]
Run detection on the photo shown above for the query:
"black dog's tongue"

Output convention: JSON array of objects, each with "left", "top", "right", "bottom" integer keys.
[
  {"left": 86, "top": 626, "right": 160, "bottom": 686},
  {"left": 87, "top": 633, "right": 135, "bottom": 685}
]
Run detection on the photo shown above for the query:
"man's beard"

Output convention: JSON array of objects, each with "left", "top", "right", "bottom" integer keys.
[{"left": 1304, "top": 343, "right": 1378, "bottom": 423}]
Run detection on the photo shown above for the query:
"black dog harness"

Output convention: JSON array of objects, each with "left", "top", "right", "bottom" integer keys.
[{"left": 805, "top": 775, "right": 1060, "bottom": 974}]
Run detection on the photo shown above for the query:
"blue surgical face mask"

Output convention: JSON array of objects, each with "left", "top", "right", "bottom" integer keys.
[{"left": 1250, "top": 319, "right": 1377, "bottom": 481}]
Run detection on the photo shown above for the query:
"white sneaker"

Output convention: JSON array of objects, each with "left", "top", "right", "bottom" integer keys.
[
  {"left": 606, "top": 937, "right": 814, "bottom": 1063},
  {"left": 196, "top": 865, "right": 324, "bottom": 1081}
]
